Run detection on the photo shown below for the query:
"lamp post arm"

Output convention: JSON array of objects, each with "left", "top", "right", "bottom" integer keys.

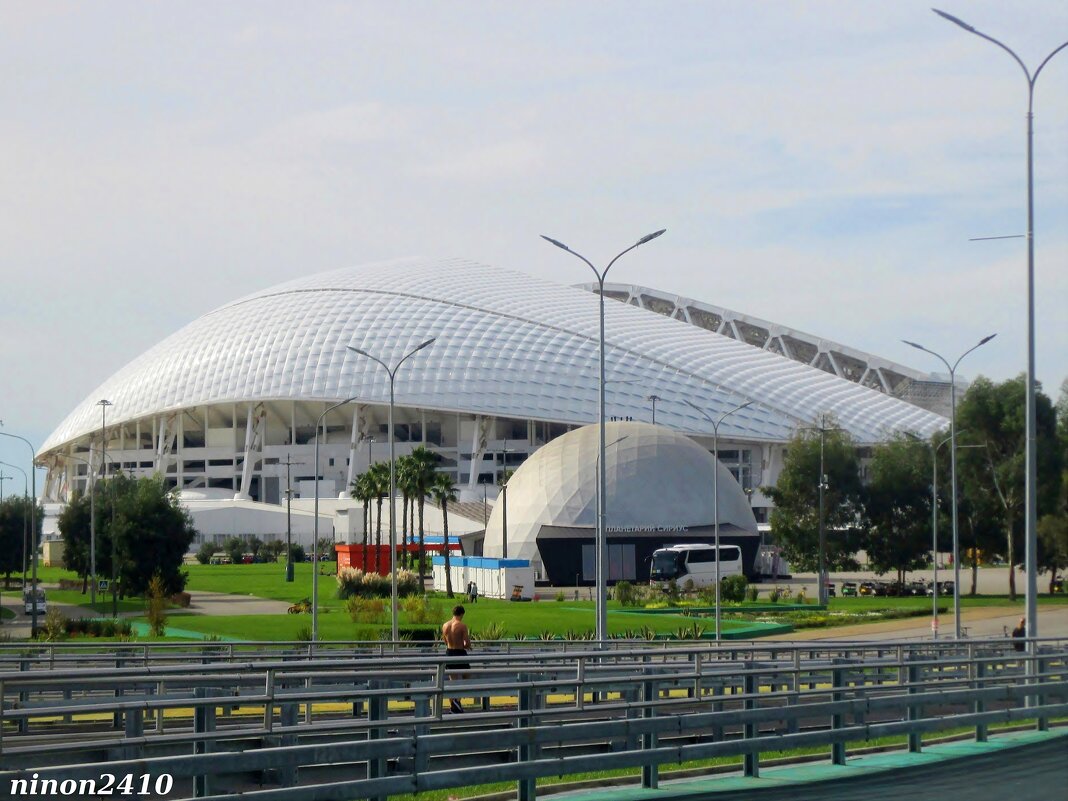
[
  {"left": 1032, "top": 41, "right": 1068, "bottom": 87},
  {"left": 393, "top": 338, "right": 437, "bottom": 377},
  {"left": 952, "top": 335, "right": 997, "bottom": 372},
  {"left": 902, "top": 340, "right": 952, "bottom": 375}
]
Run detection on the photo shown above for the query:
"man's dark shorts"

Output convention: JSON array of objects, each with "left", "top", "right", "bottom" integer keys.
[{"left": 446, "top": 647, "right": 470, "bottom": 670}]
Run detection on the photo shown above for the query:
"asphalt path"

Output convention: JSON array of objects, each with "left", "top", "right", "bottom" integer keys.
[{"left": 681, "top": 738, "right": 1068, "bottom": 801}]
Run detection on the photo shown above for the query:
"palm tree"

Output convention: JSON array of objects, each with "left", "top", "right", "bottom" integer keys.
[
  {"left": 429, "top": 471, "right": 458, "bottom": 597},
  {"left": 396, "top": 454, "right": 417, "bottom": 568},
  {"left": 349, "top": 470, "right": 376, "bottom": 566},
  {"left": 367, "top": 462, "right": 390, "bottom": 573},
  {"left": 408, "top": 446, "right": 439, "bottom": 583}
]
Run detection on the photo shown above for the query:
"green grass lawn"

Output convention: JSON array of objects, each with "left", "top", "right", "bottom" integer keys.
[{"left": 145, "top": 596, "right": 752, "bottom": 641}]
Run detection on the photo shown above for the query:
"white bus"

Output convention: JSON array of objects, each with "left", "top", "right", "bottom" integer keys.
[{"left": 649, "top": 544, "right": 743, "bottom": 589}]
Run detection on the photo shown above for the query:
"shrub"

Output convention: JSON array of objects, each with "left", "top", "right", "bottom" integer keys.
[
  {"left": 613, "top": 580, "right": 641, "bottom": 607},
  {"left": 474, "top": 621, "right": 507, "bottom": 641},
  {"left": 663, "top": 579, "right": 681, "bottom": 605},
  {"left": 672, "top": 621, "right": 706, "bottom": 640},
  {"left": 64, "top": 618, "right": 132, "bottom": 637},
  {"left": 347, "top": 597, "right": 386, "bottom": 624},
  {"left": 401, "top": 595, "right": 443, "bottom": 625},
  {"left": 145, "top": 573, "right": 169, "bottom": 636},
  {"left": 295, "top": 625, "right": 314, "bottom": 642},
  {"left": 337, "top": 567, "right": 421, "bottom": 599},
  {"left": 746, "top": 585, "right": 760, "bottom": 602},
  {"left": 719, "top": 574, "right": 748, "bottom": 603},
  {"left": 555, "top": 591, "right": 566, "bottom": 602},
  {"left": 41, "top": 608, "right": 67, "bottom": 642},
  {"left": 682, "top": 578, "right": 696, "bottom": 595},
  {"left": 196, "top": 542, "right": 215, "bottom": 565},
  {"left": 170, "top": 591, "right": 191, "bottom": 608}
]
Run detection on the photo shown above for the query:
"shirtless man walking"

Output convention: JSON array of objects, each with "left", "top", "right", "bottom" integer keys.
[{"left": 441, "top": 605, "right": 471, "bottom": 713}]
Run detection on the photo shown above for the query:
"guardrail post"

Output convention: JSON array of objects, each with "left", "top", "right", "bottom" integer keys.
[
  {"left": 711, "top": 680, "right": 724, "bottom": 741},
  {"left": 1035, "top": 655, "right": 1048, "bottom": 732},
  {"left": 193, "top": 687, "right": 217, "bottom": 798},
  {"left": 641, "top": 678, "right": 658, "bottom": 789},
  {"left": 123, "top": 707, "right": 144, "bottom": 761},
  {"left": 518, "top": 673, "right": 536, "bottom": 801},
  {"left": 414, "top": 696, "right": 430, "bottom": 774},
  {"left": 279, "top": 698, "right": 299, "bottom": 786},
  {"left": 113, "top": 655, "right": 125, "bottom": 730},
  {"left": 831, "top": 662, "right": 846, "bottom": 766},
  {"left": 743, "top": 665, "right": 759, "bottom": 778},
  {"left": 18, "top": 657, "right": 29, "bottom": 734},
  {"left": 973, "top": 658, "right": 987, "bottom": 743},
  {"left": 367, "top": 679, "right": 386, "bottom": 801},
  {"left": 907, "top": 655, "right": 921, "bottom": 754}
]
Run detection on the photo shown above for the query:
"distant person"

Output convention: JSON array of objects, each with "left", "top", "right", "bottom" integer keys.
[
  {"left": 467, "top": 581, "right": 478, "bottom": 603},
  {"left": 441, "top": 605, "right": 471, "bottom": 713},
  {"left": 1011, "top": 617, "right": 1026, "bottom": 652}
]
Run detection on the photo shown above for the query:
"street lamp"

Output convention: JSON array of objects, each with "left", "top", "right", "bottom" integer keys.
[
  {"left": 96, "top": 400, "right": 115, "bottom": 617},
  {"left": 684, "top": 399, "right": 752, "bottom": 641},
  {"left": 0, "top": 473, "right": 9, "bottom": 503},
  {"left": 0, "top": 425, "right": 39, "bottom": 633},
  {"left": 498, "top": 444, "right": 515, "bottom": 559},
  {"left": 903, "top": 335, "right": 995, "bottom": 638},
  {"left": 348, "top": 337, "right": 436, "bottom": 644},
  {"left": 542, "top": 229, "right": 666, "bottom": 643},
  {"left": 312, "top": 395, "right": 361, "bottom": 641},
  {"left": 646, "top": 395, "right": 661, "bottom": 425},
  {"left": 933, "top": 6, "right": 1067, "bottom": 649},
  {"left": 282, "top": 454, "right": 299, "bottom": 583}
]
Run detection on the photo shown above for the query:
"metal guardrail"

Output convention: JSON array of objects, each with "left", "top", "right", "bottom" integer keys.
[{"left": 0, "top": 639, "right": 1065, "bottom": 800}]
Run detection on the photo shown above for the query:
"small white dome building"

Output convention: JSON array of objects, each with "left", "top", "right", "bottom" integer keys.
[{"left": 482, "top": 421, "right": 758, "bottom": 584}]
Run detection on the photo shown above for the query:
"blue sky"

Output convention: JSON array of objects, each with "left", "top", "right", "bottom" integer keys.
[{"left": 1, "top": 1, "right": 1066, "bottom": 485}]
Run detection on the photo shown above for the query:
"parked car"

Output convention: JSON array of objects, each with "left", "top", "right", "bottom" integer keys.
[
  {"left": 824, "top": 581, "right": 836, "bottom": 598},
  {"left": 23, "top": 587, "right": 47, "bottom": 615},
  {"left": 906, "top": 580, "right": 929, "bottom": 596},
  {"left": 926, "top": 580, "right": 954, "bottom": 596},
  {"left": 857, "top": 581, "right": 878, "bottom": 597},
  {"left": 841, "top": 581, "right": 858, "bottom": 597}
]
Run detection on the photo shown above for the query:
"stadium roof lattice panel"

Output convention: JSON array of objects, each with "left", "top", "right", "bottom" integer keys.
[
  {"left": 42, "top": 258, "right": 947, "bottom": 455},
  {"left": 581, "top": 282, "right": 956, "bottom": 416}
]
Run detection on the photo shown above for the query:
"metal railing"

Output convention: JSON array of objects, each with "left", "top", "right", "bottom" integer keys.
[{"left": 1, "top": 639, "right": 1065, "bottom": 800}]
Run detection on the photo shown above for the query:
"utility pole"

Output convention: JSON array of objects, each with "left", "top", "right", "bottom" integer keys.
[{"left": 282, "top": 453, "right": 297, "bottom": 582}]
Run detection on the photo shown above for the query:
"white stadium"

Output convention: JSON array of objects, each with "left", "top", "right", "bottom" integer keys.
[{"left": 38, "top": 258, "right": 948, "bottom": 567}]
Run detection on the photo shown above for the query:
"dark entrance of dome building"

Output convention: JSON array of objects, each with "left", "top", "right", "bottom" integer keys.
[{"left": 535, "top": 524, "right": 760, "bottom": 586}]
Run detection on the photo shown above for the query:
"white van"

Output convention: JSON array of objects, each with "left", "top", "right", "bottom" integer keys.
[
  {"left": 649, "top": 544, "right": 742, "bottom": 589},
  {"left": 22, "top": 587, "right": 47, "bottom": 615}
]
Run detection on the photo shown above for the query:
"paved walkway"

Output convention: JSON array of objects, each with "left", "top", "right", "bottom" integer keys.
[
  {"left": 763, "top": 604, "right": 1068, "bottom": 642},
  {"left": 555, "top": 729, "right": 1068, "bottom": 801}
]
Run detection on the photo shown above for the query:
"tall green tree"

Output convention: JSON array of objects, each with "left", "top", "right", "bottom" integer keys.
[
  {"left": 429, "top": 471, "right": 458, "bottom": 597},
  {"left": 864, "top": 436, "right": 933, "bottom": 584},
  {"left": 956, "top": 376, "right": 1062, "bottom": 599},
  {"left": 0, "top": 496, "right": 38, "bottom": 587},
  {"left": 60, "top": 474, "right": 196, "bottom": 598},
  {"left": 1037, "top": 514, "right": 1067, "bottom": 593},
  {"left": 396, "top": 455, "right": 417, "bottom": 564},
  {"left": 764, "top": 422, "right": 865, "bottom": 572}
]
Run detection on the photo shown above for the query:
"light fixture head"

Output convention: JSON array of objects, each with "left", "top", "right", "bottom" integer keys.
[
  {"left": 901, "top": 339, "right": 925, "bottom": 350},
  {"left": 540, "top": 234, "right": 570, "bottom": 252},
  {"left": 932, "top": 8, "right": 976, "bottom": 33},
  {"left": 978, "top": 333, "right": 997, "bottom": 346},
  {"left": 637, "top": 229, "right": 666, "bottom": 246}
]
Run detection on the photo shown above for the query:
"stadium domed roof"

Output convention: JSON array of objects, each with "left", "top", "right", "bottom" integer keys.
[
  {"left": 41, "top": 257, "right": 946, "bottom": 456},
  {"left": 482, "top": 421, "right": 757, "bottom": 564}
]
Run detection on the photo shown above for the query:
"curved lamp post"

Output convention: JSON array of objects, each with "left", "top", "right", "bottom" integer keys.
[
  {"left": 933, "top": 6, "right": 1068, "bottom": 650},
  {"left": 902, "top": 334, "right": 995, "bottom": 638},
  {"left": 312, "top": 394, "right": 361, "bottom": 642},
  {"left": 541, "top": 229, "right": 666, "bottom": 643},
  {"left": 684, "top": 399, "right": 752, "bottom": 641},
  {"left": 0, "top": 426, "right": 39, "bottom": 633},
  {"left": 348, "top": 337, "right": 436, "bottom": 645}
]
